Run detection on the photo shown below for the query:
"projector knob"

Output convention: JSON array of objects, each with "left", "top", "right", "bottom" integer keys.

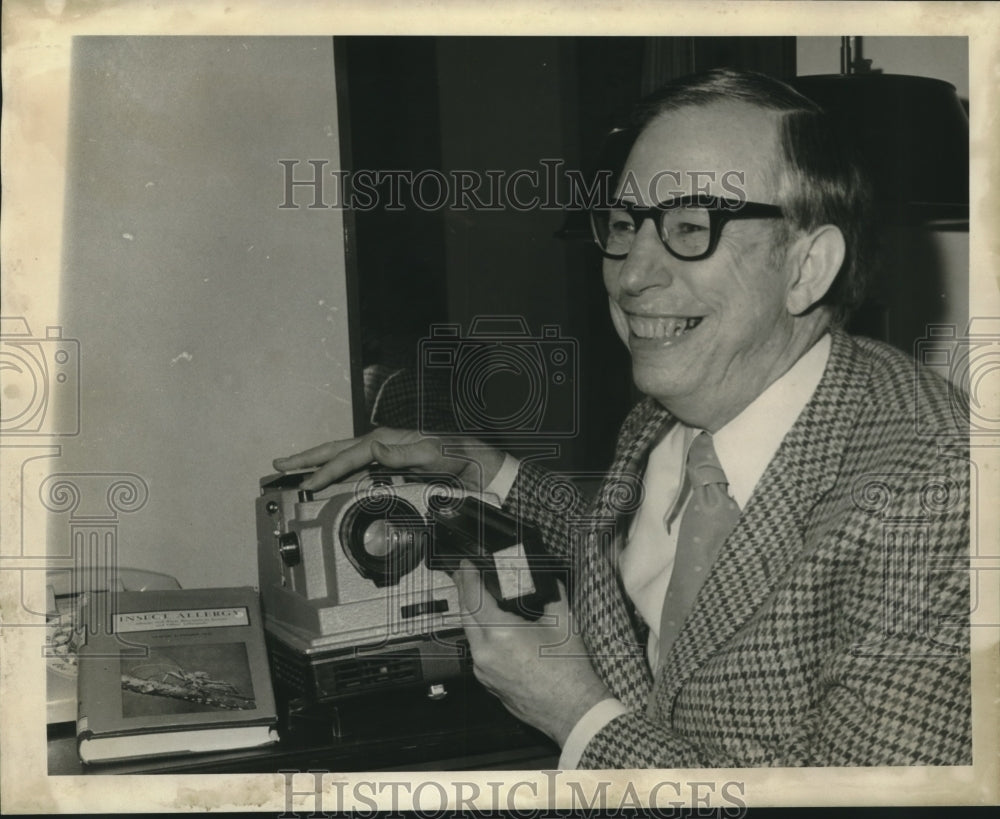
[{"left": 278, "top": 532, "right": 301, "bottom": 567}]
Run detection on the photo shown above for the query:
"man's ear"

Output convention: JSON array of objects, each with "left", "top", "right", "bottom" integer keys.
[{"left": 785, "top": 225, "right": 845, "bottom": 316}]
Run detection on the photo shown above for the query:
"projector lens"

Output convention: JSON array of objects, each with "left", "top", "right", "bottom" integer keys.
[
  {"left": 362, "top": 520, "right": 390, "bottom": 557},
  {"left": 339, "top": 496, "right": 428, "bottom": 587}
]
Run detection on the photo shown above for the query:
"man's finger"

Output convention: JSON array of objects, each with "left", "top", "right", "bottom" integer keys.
[
  {"left": 298, "top": 438, "right": 381, "bottom": 490},
  {"left": 273, "top": 439, "right": 354, "bottom": 471},
  {"left": 458, "top": 602, "right": 484, "bottom": 647},
  {"left": 371, "top": 438, "right": 442, "bottom": 470},
  {"left": 274, "top": 428, "right": 414, "bottom": 471},
  {"left": 451, "top": 559, "right": 484, "bottom": 616},
  {"left": 453, "top": 560, "right": 506, "bottom": 622},
  {"left": 454, "top": 562, "right": 518, "bottom": 630},
  {"left": 303, "top": 437, "right": 443, "bottom": 490}
]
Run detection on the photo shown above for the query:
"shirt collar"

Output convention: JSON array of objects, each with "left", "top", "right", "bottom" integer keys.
[{"left": 711, "top": 333, "right": 832, "bottom": 509}]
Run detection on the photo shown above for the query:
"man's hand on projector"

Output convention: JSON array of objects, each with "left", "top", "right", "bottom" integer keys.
[{"left": 274, "top": 428, "right": 506, "bottom": 494}]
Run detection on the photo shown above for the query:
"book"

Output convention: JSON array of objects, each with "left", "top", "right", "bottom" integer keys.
[
  {"left": 47, "top": 584, "right": 84, "bottom": 725},
  {"left": 76, "top": 586, "right": 278, "bottom": 764},
  {"left": 47, "top": 568, "right": 182, "bottom": 725}
]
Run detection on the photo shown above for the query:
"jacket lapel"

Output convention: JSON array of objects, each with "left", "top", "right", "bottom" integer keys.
[
  {"left": 650, "top": 331, "right": 872, "bottom": 713},
  {"left": 577, "top": 397, "right": 674, "bottom": 710}
]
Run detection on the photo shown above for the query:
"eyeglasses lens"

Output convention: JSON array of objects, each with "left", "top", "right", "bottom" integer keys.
[{"left": 595, "top": 206, "right": 712, "bottom": 259}]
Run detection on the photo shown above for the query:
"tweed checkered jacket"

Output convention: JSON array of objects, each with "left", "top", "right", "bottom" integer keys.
[{"left": 504, "top": 331, "right": 972, "bottom": 768}]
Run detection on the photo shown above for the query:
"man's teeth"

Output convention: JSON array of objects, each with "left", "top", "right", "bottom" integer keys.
[{"left": 628, "top": 316, "right": 702, "bottom": 339}]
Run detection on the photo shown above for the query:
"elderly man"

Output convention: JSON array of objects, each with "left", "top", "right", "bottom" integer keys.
[{"left": 275, "top": 69, "right": 971, "bottom": 768}]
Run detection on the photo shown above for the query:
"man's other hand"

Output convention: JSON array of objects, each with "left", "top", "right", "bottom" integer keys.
[
  {"left": 452, "top": 560, "right": 610, "bottom": 748},
  {"left": 273, "top": 428, "right": 505, "bottom": 493}
]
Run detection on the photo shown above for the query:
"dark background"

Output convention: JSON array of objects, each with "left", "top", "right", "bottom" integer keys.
[
  {"left": 338, "top": 37, "right": 799, "bottom": 472},
  {"left": 335, "top": 37, "right": 965, "bottom": 472}
]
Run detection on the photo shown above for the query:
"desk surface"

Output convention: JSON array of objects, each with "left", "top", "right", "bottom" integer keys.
[{"left": 49, "top": 685, "right": 560, "bottom": 774}]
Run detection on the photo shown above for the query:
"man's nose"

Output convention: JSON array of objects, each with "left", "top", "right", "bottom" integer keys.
[{"left": 616, "top": 219, "right": 674, "bottom": 295}]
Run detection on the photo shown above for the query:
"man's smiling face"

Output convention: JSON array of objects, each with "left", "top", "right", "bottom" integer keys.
[{"left": 604, "top": 101, "right": 805, "bottom": 430}]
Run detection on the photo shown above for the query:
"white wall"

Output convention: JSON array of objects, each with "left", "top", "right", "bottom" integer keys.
[{"left": 43, "top": 37, "right": 354, "bottom": 589}]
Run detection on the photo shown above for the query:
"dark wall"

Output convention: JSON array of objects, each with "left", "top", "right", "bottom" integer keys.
[
  {"left": 338, "top": 37, "right": 449, "bottom": 372},
  {"left": 339, "top": 37, "right": 796, "bottom": 471}
]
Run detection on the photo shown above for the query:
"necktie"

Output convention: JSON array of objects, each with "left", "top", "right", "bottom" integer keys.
[{"left": 658, "top": 432, "right": 741, "bottom": 668}]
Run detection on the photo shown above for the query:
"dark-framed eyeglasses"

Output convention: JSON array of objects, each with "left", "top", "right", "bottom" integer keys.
[{"left": 590, "top": 195, "right": 784, "bottom": 261}]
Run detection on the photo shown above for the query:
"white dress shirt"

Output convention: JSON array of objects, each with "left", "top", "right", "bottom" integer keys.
[{"left": 488, "top": 335, "right": 832, "bottom": 769}]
